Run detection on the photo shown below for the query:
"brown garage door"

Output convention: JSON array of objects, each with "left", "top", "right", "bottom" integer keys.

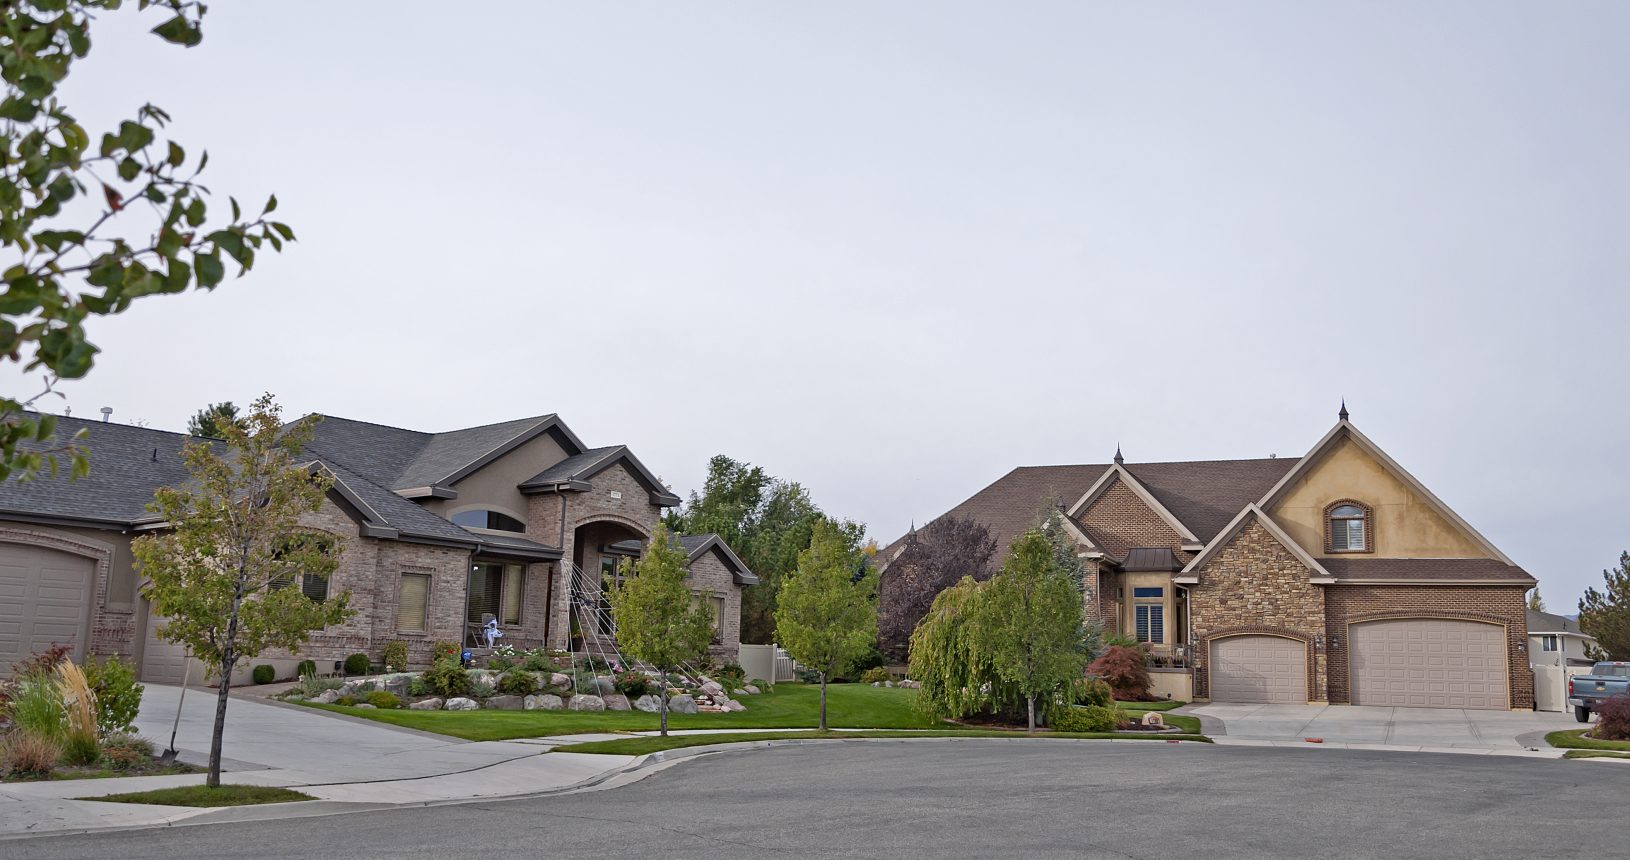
[
  {"left": 1351, "top": 618, "right": 1508, "bottom": 710},
  {"left": 1210, "top": 635, "right": 1307, "bottom": 704},
  {"left": 0, "top": 543, "right": 94, "bottom": 676},
  {"left": 139, "top": 605, "right": 203, "bottom": 685}
]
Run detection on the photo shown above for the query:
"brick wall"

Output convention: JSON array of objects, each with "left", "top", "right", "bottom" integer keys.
[
  {"left": 1075, "top": 478, "right": 1189, "bottom": 562},
  {"left": 1190, "top": 520, "right": 1328, "bottom": 702},
  {"left": 687, "top": 548, "right": 743, "bottom": 662},
  {"left": 1324, "top": 583, "right": 1533, "bottom": 709}
]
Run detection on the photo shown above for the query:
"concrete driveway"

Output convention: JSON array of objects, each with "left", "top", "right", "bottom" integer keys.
[{"left": 1185, "top": 702, "right": 1579, "bottom": 752}]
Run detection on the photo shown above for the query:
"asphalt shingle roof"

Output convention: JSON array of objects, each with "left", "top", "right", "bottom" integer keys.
[
  {"left": 1526, "top": 608, "right": 1589, "bottom": 636},
  {"left": 521, "top": 446, "right": 624, "bottom": 486},
  {"left": 305, "top": 414, "right": 558, "bottom": 490},
  {"left": 0, "top": 416, "right": 203, "bottom": 522},
  {"left": 1319, "top": 557, "right": 1534, "bottom": 584}
]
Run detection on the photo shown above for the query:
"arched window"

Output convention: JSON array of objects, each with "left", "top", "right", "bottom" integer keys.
[
  {"left": 1326, "top": 501, "right": 1371, "bottom": 553},
  {"left": 451, "top": 509, "right": 526, "bottom": 533}
]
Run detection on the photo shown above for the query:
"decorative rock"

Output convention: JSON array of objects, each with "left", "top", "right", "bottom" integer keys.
[
  {"left": 1142, "top": 712, "right": 1165, "bottom": 728},
  {"left": 354, "top": 703, "right": 376, "bottom": 709},
  {"left": 532, "top": 694, "right": 565, "bottom": 711},
  {"left": 871, "top": 681, "right": 881, "bottom": 687},
  {"left": 284, "top": 694, "right": 305, "bottom": 703},
  {"left": 667, "top": 694, "right": 698, "bottom": 715},
  {"left": 884, "top": 680, "right": 894, "bottom": 688},
  {"left": 602, "top": 693, "right": 631, "bottom": 711},
  {"left": 550, "top": 673, "right": 571, "bottom": 688},
  {"left": 483, "top": 695, "right": 524, "bottom": 710},
  {"left": 733, "top": 689, "right": 749, "bottom": 696},
  {"left": 568, "top": 694, "right": 606, "bottom": 711},
  {"left": 444, "top": 697, "right": 479, "bottom": 711},
  {"left": 409, "top": 697, "right": 444, "bottom": 710},
  {"left": 722, "top": 699, "right": 746, "bottom": 712},
  {"left": 700, "top": 681, "right": 726, "bottom": 697},
  {"left": 312, "top": 689, "right": 341, "bottom": 705},
  {"left": 743, "top": 685, "right": 760, "bottom": 695},
  {"left": 633, "top": 694, "right": 661, "bottom": 713}
]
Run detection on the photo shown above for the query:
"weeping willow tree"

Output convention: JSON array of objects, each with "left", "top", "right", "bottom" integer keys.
[{"left": 908, "top": 575, "right": 1034, "bottom": 722}]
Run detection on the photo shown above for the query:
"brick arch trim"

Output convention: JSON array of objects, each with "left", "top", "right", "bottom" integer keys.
[
  {"left": 1323, "top": 498, "right": 1374, "bottom": 554},
  {"left": 570, "top": 513, "right": 651, "bottom": 539},
  {"left": 0, "top": 526, "right": 116, "bottom": 656}
]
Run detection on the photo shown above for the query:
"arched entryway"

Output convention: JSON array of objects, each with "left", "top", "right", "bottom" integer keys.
[{"left": 566, "top": 518, "right": 648, "bottom": 654}]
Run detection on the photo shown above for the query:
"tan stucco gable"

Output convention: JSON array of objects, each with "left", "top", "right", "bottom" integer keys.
[{"left": 1264, "top": 430, "right": 1501, "bottom": 561}]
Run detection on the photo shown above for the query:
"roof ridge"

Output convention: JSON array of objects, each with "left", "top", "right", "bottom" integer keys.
[
  {"left": 425, "top": 413, "right": 559, "bottom": 438},
  {"left": 304, "top": 413, "right": 433, "bottom": 438},
  {"left": 37, "top": 413, "right": 194, "bottom": 440}
]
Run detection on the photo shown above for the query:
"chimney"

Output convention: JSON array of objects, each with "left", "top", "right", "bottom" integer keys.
[{"left": 99, "top": 406, "right": 113, "bottom": 423}]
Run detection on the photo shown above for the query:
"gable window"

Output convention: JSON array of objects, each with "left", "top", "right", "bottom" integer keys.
[
  {"left": 467, "top": 562, "right": 523, "bottom": 626},
  {"left": 451, "top": 509, "right": 526, "bottom": 533},
  {"left": 1325, "top": 501, "right": 1372, "bottom": 553},
  {"left": 1541, "top": 634, "right": 1559, "bottom": 652}
]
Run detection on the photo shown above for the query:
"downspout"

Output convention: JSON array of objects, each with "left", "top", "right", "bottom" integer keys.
[{"left": 1176, "top": 583, "right": 1194, "bottom": 670}]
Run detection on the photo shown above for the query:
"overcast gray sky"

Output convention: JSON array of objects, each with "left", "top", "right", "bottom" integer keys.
[{"left": 6, "top": 2, "right": 1626, "bottom": 608}]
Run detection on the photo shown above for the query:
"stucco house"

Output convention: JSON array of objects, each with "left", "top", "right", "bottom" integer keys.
[
  {"left": 879, "top": 406, "right": 1538, "bottom": 710},
  {"left": 0, "top": 411, "right": 756, "bottom": 683}
]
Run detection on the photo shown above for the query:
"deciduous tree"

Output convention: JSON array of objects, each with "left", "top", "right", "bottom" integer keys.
[
  {"left": 1579, "top": 551, "right": 1630, "bottom": 661},
  {"left": 609, "top": 523, "right": 716, "bottom": 736},
  {"left": 775, "top": 518, "right": 878, "bottom": 731},
  {"left": 1, "top": 2, "right": 295, "bottom": 481},
  {"left": 983, "top": 531, "right": 1087, "bottom": 732},
  {"left": 134, "top": 394, "right": 350, "bottom": 786},
  {"left": 876, "top": 516, "right": 997, "bottom": 661}
]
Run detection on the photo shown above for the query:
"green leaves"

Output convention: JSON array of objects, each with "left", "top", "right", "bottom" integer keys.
[{"left": 150, "top": 15, "right": 203, "bottom": 48}]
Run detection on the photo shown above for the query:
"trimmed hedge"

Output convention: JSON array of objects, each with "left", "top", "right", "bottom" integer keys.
[
  {"left": 251, "top": 664, "right": 275, "bottom": 685},
  {"left": 1051, "top": 705, "right": 1118, "bottom": 733},
  {"left": 343, "top": 653, "right": 370, "bottom": 676}
]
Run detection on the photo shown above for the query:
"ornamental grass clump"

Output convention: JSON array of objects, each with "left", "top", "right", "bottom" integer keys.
[
  {"left": 8, "top": 673, "right": 65, "bottom": 742},
  {"left": 1, "top": 730, "right": 61, "bottom": 778},
  {"left": 55, "top": 660, "right": 100, "bottom": 766}
]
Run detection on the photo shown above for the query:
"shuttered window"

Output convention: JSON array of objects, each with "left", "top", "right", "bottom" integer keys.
[
  {"left": 397, "top": 573, "right": 430, "bottom": 633},
  {"left": 1136, "top": 604, "right": 1164, "bottom": 643}
]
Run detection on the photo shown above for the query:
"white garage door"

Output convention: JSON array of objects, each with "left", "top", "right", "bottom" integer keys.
[
  {"left": 1210, "top": 635, "right": 1307, "bottom": 704},
  {"left": 1351, "top": 618, "right": 1508, "bottom": 710},
  {"left": 140, "top": 606, "right": 203, "bottom": 685},
  {"left": 0, "top": 543, "right": 94, "bottom": 676}
]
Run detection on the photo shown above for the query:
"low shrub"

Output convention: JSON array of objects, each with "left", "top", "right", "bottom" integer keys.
[
  {"left": 297, "top": 674, "right": 342, "bottom": 698},
  {"left": 407, "top": 677, "right": 428, "bottom": 697},
  {"left": 9, "top": 644, "right": 72, "bottom": 681},
  {"left": 421, "top": 659, "right": 471, "bottom": 698},
  {"left": 796, "top": 667, "right": 823, "bottom": 685},
  {"left": 381, "top": 640, "right": 409, "bottom": 673},
  {"left": 343, "top": 653, "right": 371, "bottom": 676},
  {"left": 295, "top": 659, "right": 317, "bottom": 678},
  {"left": 468, "top": 675, "right": 496, "bottom": 698},
  {"left": 613, "top": 671, "right": 649, "bottom": 698},
  {"left": 859, "top": 667, "right": 890, "bottom": 685},
  {"left": 715, "top": 662, "right": 748, "bottom": 689},
  {"left": 100, "top": 733, "right": 154, "bottom": 770},
  {"left": 1087, "top": 646, "right": 1152, "bottom": 701},
  {"left": 576, "top": 656, "right": 612, "bottom": 673},
  {"left": 335, "top": 695, "right": 358, "bottom": 706},
  {"left": 2, "top": 730, "right": 61, "bottom": 777},
  {"left": 846, "top": 645, "right": 887, "bottom": 677},
  {"left": 496, "top": 667, "right": 536, "bottom": 697},
  {"left": 1592, "top": 693, "right": 1630, "bottom": 741},
  {"left": 432, "top": 640, "right": 460, "bottom": 662},
  {"left": 520, "top": 649, "right": 553, "bottom": 672},
  {"left": 363, "top": 691, "right": 401, "bottom": 709},
  {"left": 750, "top": 678, "right": 770, "bottom": 691},
  {"left": 251, "top": 664, "right": 275, "bottom": 685},
  {"left": 85, "top": 655, "right": 143, "bottom": 735},
  {"left": 488, "top": 644, "right": 519, "bottom": 671},
  {"left": 1073, "top": 677, "right": 1114, "bottom": 709},
  {"left": 1050, "top": 705, "right": 1118, "bottom": 733}
]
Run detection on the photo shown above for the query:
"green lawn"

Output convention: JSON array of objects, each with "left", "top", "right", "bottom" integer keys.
[
  {"left": 79, "top": 785, "right": 314, "bottom": 807},
  {"left": 1119, "top": 704, "right": 1200, "bottom": 734},
  {"left": 302, "top": 683, "right": 957, "bottom": 741},
  {"left": 1563, "top": 749, "right": 1630, "bottom": 760},
  {"left": 561, "top": 729, "right": 1212, "bottom": 756},
  {"left": 1546, "top": 729, "right": 1630, "bottom": 752}
]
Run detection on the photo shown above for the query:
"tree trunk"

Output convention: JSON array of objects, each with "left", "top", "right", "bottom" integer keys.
[
  {"left": 1027, "top": 695, "right": 1036, "bottom": 734},
  {"left": 819, "top": 670, "right": 828, "bottom": 733},
  {"left": 209, "top": 652, "right": 235, "bottom": 788},
  {"left": 659, "top": 669, "right": 669, "bottom": 737}
]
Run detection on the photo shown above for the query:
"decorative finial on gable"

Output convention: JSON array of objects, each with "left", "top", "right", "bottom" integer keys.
[
  {"left": 1338, "top": 399, "right": 1349, "bottom": 421},
  {"left": 1113, "top": 444, "right": 1124, "bottom": 466}
]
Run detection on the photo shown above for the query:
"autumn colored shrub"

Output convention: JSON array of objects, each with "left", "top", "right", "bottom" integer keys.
[
  {"left": 1086, "top": 645, "right": 1152, "bottom": 701},
  {"left": 1592, "top": 693, "right": 1630, "bottom": 741}
]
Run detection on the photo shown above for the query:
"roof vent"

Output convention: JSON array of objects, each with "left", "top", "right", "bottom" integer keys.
[{"left": 99, "top": 406, "right": 113, "bottom": 423}]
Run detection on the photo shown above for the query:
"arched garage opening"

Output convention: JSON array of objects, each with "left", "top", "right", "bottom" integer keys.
[
  {"left": 1209, "top": 634, "right": 1308, "bottom": 704},
  {"left": 1349, "top": 618, "right": 1508, "bottom": 710}
]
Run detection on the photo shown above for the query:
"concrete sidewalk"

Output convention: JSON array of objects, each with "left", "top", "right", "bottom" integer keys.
[{"left": 0, "top": 685, "right": 636, "bottom": 839}]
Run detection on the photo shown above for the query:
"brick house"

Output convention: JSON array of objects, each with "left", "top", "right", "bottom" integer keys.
[
  {"left": 0, "top": 412, "right": 757, "bottom": 683},
  {"left": 879, "top": 407, "right": 1537, "bottom": 710}
]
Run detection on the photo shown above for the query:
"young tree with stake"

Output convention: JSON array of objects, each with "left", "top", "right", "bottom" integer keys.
[
  {"left": 610, "top": 523, "right": 715, "bottom": 737},
  {"left": 134, "top": 394, "right": 351, "bottom": 787},
  {"left": 776, "top": 518, "right": 878, "bottom": 732},
  {"left": 983, "top": 530, "right": 1087, "bottom": 732}
]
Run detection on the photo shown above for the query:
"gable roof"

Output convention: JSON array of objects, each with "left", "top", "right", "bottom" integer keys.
[
  {"left": 1067, "top": 464, "right": 1202, "bottom": 545},
  {"left": 519, "top": 445, "right": 682, "bottom": 507},
  {"left": 0, "top": 415, "right": 201, "bottom": 526},
  {"left": 1127, "top": 458, "right": 1300, "bottom": 545},
  {"left": 1257, "top": 418, "right": 1515, "bottom": 565},
  {"left": 305, "top": 414, "right": 586, "bottom": 492},
  {"left": 678, "top": 533, "right": 759, "bottom": 585},
  {"left": 1527, "top": 609, "right": 1593, "bottom": 638},
  {"left": 1177, "top": 503, "right": 1334, "bottom": 583}
]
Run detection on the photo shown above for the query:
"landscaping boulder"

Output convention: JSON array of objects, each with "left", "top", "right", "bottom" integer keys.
[
  {"left": 444, "top": 697, "right": 479, "bottom": 711},
  {"left": 549, "top": 673, "right": 571, "bottom": 688},
  {"left": 284, "top": 694, "right": 305, "bottom": 703},
  {"left": 602, "top": 693, "right": 631, "bottom": 711},
  {"left": 483, "top": 695, "right": 524, "bottom": 710},
  {"left": 526, "top": 694, "right": 565, "bottom": 711},
  {"left": 667, "top": 694, "right": 698, "bottom": 715},
  {"left": 409, "top": 697, "right": 444, "bottom": 710},
  {"left": 355, "top": 703, "right": 376, "bottom": 709},
  {"left": 568, "top": 694, "right": 606, "bottom": 711},
  {"left": 722, "top": 699, "right": 746, "bottom": 713},
  {"left": 312, "top": 689, "right": 342, "bottom": 705},
  {"left": 700, "top": 681, "right": 726, "bottom": 698},
  {"left": 742, "top": 685, "right": 760, "bottom": 695},
  {"left": 633, "top": 695, "right": 661, "bottom": 713}
]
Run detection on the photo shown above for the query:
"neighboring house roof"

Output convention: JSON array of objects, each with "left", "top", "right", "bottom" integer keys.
[
  {"left": 1526, "top": 608, "right": 1594, "bottom": 638},
  {"left": 678, "top": 533, "right": 760, "bottom": 585},
  {"left": 1317, "top": 557, "right": 1534, "bottom": 585},
  {"left": 0, "top": 415, "right": 201, "bottom": 526}
]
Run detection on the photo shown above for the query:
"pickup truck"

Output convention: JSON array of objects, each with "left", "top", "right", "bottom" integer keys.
[{"left": 1568, "top": 661, "right": 1630, "bottom": 722}]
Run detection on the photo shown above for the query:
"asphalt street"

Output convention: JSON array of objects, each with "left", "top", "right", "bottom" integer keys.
[{"left": 10, "top": 740, "right": 1627, "bottom": 859}]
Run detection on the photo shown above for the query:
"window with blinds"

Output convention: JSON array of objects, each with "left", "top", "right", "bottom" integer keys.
[
  {"left": 502, "top": 565, "right": 523, "bottom": 625},
  {"left": 301, "top": 572, "right": 329, "bottom": 603},
  {"left": 1327, "top": 502, "right": 1370, "bottom": 552},
  {"left": 468, "top": 562, "right": 523, "bottom": 625},
  {"left": 397, "top": 573, "right": 430, "bottom": 633},
  {"left": 1135, "top": 604, "right": 1164, "bottom": 643}
]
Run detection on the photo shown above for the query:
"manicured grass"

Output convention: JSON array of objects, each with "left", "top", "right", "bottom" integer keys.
[
  {"left": 1563, "top": 749, "right": 1630, "bottom": 760},
  {"left": 1118, "top": 703, "right": 1200, "bottom": 734},
  {"left": 561, "top": 729, "right": 1213, "bottom": 756},
  {"left": 1546, "top": 729, "right": 1630, "bottom": 752},
  {"left": 301, "top": 683, "right": 958, "bottom": 741},
  {"left": 78, "top": 785, "right": 315, "bottom": 807}
]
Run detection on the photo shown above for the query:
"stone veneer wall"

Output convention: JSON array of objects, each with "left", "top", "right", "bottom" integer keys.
[
  {"left": 1324, "top": 583, "right": 1533, "bottom": 709},
  {"left": 1189, "top": 520, "right": 1328, "bottom": 702}
]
